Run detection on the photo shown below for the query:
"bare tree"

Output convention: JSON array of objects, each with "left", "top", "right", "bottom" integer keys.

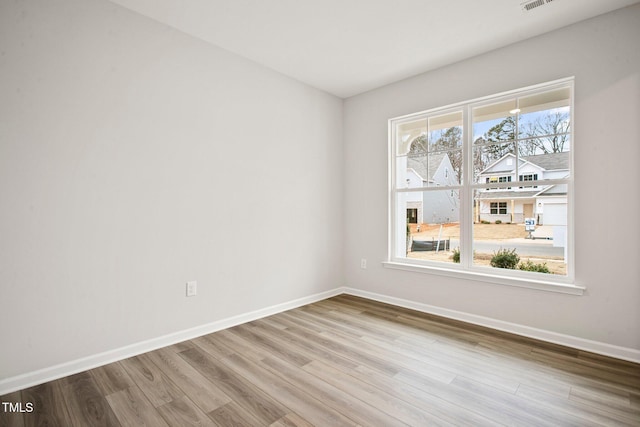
[
  {"left": 518, "top": 110, "right": 570, "bottom": 155},
  {"left": 432, "top": 126, "right": 462, "bottom": 181},
  {"left": 409, "top": 128, "right": 463, "bottom": 182},
  {"left": 409, "top": 134, "right": 428, "bottom": 155}
]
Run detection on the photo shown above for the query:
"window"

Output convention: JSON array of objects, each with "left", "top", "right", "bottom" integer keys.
[
  {"left": 486, "top": 176, "right": 511, "bottom": 190},
  {"left": 388, "top": 79, "right": 574, "bottom": 289},
  {"left": 490, "top": 202, "right": 507, "bottom": 215},
  {"left": 519, "top": 173, "right": 538, "bottom": 188}
]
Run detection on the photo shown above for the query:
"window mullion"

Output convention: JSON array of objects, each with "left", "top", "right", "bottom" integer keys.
[
  {"left": 461, "top": 106, "right": 473, "bottom": 269},
  {"left": 515, "top": 98, "right": 520, "bottom": 182}
]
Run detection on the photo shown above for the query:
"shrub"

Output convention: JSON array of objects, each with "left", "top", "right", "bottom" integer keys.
[
  {"left": 495, "top": 220, "right": 502, "bottom": 224},
  {"left": 519, "top": 260, "right": 551, "bottom": 273},
  {"left": 481, "top": 220, "right": 490, "bottom": 224},
  {"left": 490, "top": 248, "right": 520, "bottom": 269},
  {"left": 452, "top": 247, "right": 460, "bottom": 263}
]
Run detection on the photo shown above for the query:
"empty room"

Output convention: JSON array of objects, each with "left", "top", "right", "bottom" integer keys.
[{"left": 1, "top": 0, "right": 639, "bottom": 425}]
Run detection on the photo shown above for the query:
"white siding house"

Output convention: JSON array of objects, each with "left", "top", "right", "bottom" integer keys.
[
  {"left": 406, "top": 152, "right": 460, "bottom": 224},
  {"left": 476, "top": 152, "right": 569, "bottom": 225}
]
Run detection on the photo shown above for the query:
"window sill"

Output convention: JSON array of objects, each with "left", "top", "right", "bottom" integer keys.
[{"left": 382, "top": 261, "right": 585, "bottom": 295}]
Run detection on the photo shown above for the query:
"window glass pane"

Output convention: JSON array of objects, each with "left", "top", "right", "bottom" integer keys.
[
  {"left": 518, "top": 87, "right": 570, "bottom": 114},
  {"left": 473, "top": 100, "right": 516, "bottom": 143},
  {"left": 394, "top": 192, "right": 411, "bottom": 258},
  {"left": 408, "top": 134, "right": 428, "bottom": 155},
  {"left": 518, "top": 105, "right": 571, "bottom": 154},
  {"left": 428, "top": 111, "right": 463, "bottom": 151},
  {"left": 473, "top": 189, "right": 567, "bottom": 276},
  {"left": 444, "top": 149, "right": 463, "bottom": 185},
  {"left": 397, "top": 118, "right": 427, "bottom": 156},
  {"left": 396, "top": 155, "right": 410, "bottom": 189},
  {"left": 407, "top": 150, "right": 462, "bottom": 186},
  {"left": 406, "top": 189, "right": 460, "bottom": 264},
  {"left": 473, "top": 142, "right": 515, "bottom": 184},
  {"left": 517, "top": 150, "right": 570, "bottom": 182},
  {"left": 518, "top": 136, "right": 571, "bottom": 157}
]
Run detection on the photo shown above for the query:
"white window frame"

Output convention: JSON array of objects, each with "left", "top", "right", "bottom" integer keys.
[{"left": 384, "top": 78, "right": 582, "bottom": 295}]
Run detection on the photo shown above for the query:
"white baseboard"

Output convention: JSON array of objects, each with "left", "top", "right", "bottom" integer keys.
[
  {"left": 0, "top": 287, "right": 345, "bottom": 395},
  {"left": 342, "top": 287, "right": 640, "bottom": 364},
  {"left": 2, "top": 285, "right": 637, "bottom": 395}
]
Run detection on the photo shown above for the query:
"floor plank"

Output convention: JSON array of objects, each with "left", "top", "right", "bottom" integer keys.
[
  {"left": 259, "top": 355, "right": 406, "bottom": 427},
  {"left": 207, "top": 401, "right": 265, "bottom": 427},
  {"left": 269, "top": 412, "right": 314, "bottom": 427},
  {"left": 303, "top": 359, "right": 449, "bottom": 426},
  {"left": 146, "top": 347, "right": 231, "bottom": 413},
  {"left": 105, "top": 386, "right": 169, "bottom": 427},
  {"left": 178, "top": 346, "right": 288, "bottom": 425},
  {"left": 119, "top": 355, "right": 184, "bottom": 408},
  {"left": 91, "top": 363, "right": 136, "bottom": 397},
  {"left": 156, "top": 395, "right": 216, "bottom": 427},
  {"left": 60, "top": 372, "right": 121, "bottom": 426},
  {"left": 20, "top": 382, "right": 73, "bottom": 427},
  {"left": 0, "top": 391, "right": 25, "bottom": 427},
  {"left": 220, "top": 354, "right": 361, "bottom": 426}
]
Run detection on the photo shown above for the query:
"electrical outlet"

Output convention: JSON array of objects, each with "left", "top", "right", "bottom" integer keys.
[
  {"left": 360, "top": 258, "right": 367, "bottom": 269},
  {"left": 186, "top": 281, "right": 197, "bottom": 297}
]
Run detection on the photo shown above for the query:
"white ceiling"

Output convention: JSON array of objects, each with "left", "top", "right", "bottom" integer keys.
[{"left": 109, "top": 0, "right": 639, "bottom": 98}]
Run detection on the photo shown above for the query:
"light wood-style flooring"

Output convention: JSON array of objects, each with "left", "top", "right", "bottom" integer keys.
[{"left": 1, "top": 294, "right": 639, "bottom": 426}]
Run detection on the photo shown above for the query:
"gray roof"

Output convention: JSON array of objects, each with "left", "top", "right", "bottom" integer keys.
[
  {"left": 407, "top": 152, "right": 446, "bottom": 181},
  {"left": 537, "top": 184, "right": 567, "bottom": 196},
  {"left": 522, "top": 151, "right": 569, "bottom": 170}
]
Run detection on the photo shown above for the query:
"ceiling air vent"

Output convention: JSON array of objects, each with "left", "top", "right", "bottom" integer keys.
[{"left": 521, "top": 0, "right": 554, "bottom": 12}]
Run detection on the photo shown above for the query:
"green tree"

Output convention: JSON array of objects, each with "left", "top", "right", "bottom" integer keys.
[
  {"left": 485, "top": 116, "right": 515, "bottom": 143},
  {"left": 474, "top": 116, "right": 516, "bottom": 175}
]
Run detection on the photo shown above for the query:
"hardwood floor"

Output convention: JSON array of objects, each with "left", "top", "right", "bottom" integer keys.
[{"left": 2, "top": 294, "right": 639, "bottom": 426}]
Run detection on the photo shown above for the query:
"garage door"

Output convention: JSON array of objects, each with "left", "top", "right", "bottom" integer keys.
[{"left": 544, "top": 203, "right": 567, "bottom": 226}]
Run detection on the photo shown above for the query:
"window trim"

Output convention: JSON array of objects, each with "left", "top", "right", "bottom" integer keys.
[
  {"left": 382, "top": 260, "right": 584, "bottom": 295},
  {"left": 387, "top": 77, "right": 578, "bottom": 294}
]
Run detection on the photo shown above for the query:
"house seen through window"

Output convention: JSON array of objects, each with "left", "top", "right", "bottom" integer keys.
[{"left": 389, "top": 79, "right": 573, "bottom": 283}]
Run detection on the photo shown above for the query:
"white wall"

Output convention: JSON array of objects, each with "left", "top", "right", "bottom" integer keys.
[
  {"left": 344, "top": 5, "right": 640, "bottom": 352},
  {"left": 0, "top": 0, "right": 343, "bottom": 382}
]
